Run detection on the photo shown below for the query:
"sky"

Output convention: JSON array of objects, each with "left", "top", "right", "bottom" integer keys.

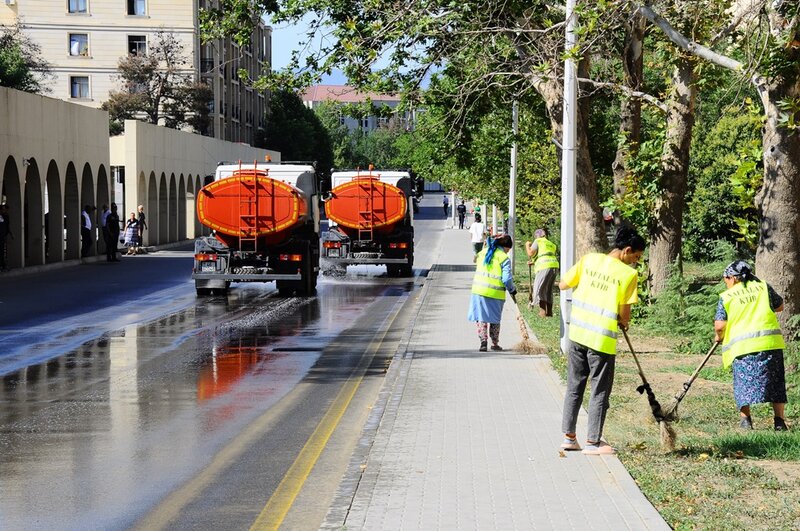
[{"left": 267, "top": 15, "right": 347, "bottom": 85}]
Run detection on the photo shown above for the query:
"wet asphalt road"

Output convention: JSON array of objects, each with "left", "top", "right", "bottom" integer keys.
[{"left": 0, "top": 198, "right": 449, "bottom": 530}]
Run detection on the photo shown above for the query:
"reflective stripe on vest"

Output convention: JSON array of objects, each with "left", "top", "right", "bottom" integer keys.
[
  {"left": 471, "top": 248, "right": 508, "bottom": 300},
  {"left": 534, "top": 237, "right": 559, "bottom": 272},
  {"left": 720, "top": 280, "right": 784, "bottom": 368},
  {"left": 568, "top": 253, "right": 637, "bottom": 355}
]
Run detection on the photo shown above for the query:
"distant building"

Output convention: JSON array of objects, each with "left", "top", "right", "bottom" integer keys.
[
  {"left": 0, "top": 0, "right": 270, "bottom": 146},
  {"left": 300, "top": 85, "right": 417, "bottom": 132}
]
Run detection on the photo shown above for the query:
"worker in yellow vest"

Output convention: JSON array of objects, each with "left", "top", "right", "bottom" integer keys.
[
  {"left": 714, "top": 260, "right": 788, "bottom": 431},
  {"left": 467, "top": 234, "right": 516, "bottom": 352},
  {"left": 525, "top": 228, "right": 559, "bottom": 318},
  {"left": 558, "top": 226, "right": 645, "bottom": 455}
]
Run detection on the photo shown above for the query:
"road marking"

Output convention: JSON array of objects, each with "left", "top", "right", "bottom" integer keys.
[{"left": 250, "top": 298, "right": 404, "bottom": 531}]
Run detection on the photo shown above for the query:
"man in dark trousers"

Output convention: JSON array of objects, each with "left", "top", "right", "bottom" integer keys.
[
  {"left": 105, "top": 203, "right": 121, "bottom": 262},
  {"left": 0, "top": 204, "right": 12, "bottom": 271},
  {"left": 457, "top": 200, "right": 467, "bottom": 229},
  {"left": 81, "top": 204, "right": 95, "bottom": 258}
]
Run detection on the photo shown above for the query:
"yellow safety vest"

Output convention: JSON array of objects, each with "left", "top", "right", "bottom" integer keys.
[
  {"left": 533, "top": 237, "right": 559, "bottom": 272},
  {"left": 568, "top": 253, "right": 638, "bottom": 355},
  {"left": 720, "top": 280, "right": 784, "bottom": 369},
  {"left": 472, "top": 248, "right": 509, "bottom": 300}
]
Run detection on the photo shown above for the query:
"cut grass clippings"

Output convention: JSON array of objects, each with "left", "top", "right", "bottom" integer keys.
[{"left": 513, "top": 250, "right": 800, "bottom": 530}]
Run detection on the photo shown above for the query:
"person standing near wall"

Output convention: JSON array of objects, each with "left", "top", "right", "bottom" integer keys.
[
  {"left": 81, "top": 205, "right": 95, "bottom": 258},
  {"left": 558, "top": 226, "right": 645, "bottom": 455},
  {"left": 137, "top": 205, "right": 148, "bottom": 246},
  {"left": 442, "top": 194, "right": 449, "bottom": 218},
  {"left": 525, "top": 228, "right": 559, "bottom": 317},
  {"left": 105, "top": 203, "right": 121, "bottom": 262},
  {"left": 0, "top": 204, "right": 13, "bottom": 271}
]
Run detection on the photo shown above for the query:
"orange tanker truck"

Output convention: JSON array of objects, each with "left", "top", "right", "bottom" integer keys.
[
  {"left": 192, "top": 161, "right": 321, "bottom": 296},
  {"left": 322, "top": 167, "right": 421, "bottom": 277}
]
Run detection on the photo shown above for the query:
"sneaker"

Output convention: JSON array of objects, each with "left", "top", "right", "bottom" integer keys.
[
  {"left": 739, "top": 416, "right": 753, "bottom": 430},
  {"left": 775, "top": 417, "right": 789, "bottom": 431},
  {"left": 490, "top": 344, "right": 503, "bottom": 351},
  {"left": 560, "top": 437, "right": 581, "bottom": 451},
  {"left": 479, "top": 341, "right": 487, "bottom": 352},
  {"left": 582, "top": 441, "right": 616, "bottom": 455}
]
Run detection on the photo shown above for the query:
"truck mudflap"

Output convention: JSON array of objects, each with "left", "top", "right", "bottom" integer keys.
[{"left": 191, "top": 272, "right": 302, "bottom": 281}]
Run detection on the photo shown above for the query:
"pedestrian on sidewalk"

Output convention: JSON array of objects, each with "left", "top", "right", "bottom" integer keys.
[
  {"left": 713, "top": 260, "right": 788, "bottom": 431},
  {"left": 124, "top": 212, "right": 140, "bottom": 255},
  {"left": 442, "top": 194, "right": 449, "bottom": 218},
  {"left": 525, "top": 228, "right": 559, "bottom": 317},
  {"left": 467, "top": 234, "right": 517, "bottom": 352},
  {"left": 81, "top": 205, "right": 95, "bottom": 258},
  {"left": 558, "top": 225, "right": 645, "bottom": 455},
  {"left": 468, "top": 213, "right": 486, "bottom": 263},
  {"left": 0, "top": 204, "right": 13, "bottom": 271},
  {"left": 105, "top": 203, "right": 121, "bottom": 262},
  {"left": 456, "top": 201, "right": 467, "bottom": 229},
  {"left": 137, "top": 205, "right": 148, "bottom": 245}
]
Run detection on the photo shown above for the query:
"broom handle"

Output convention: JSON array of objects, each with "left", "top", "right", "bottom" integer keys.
[
  {"left": 528, "top": 262, "right": 534, "bottom": 303},
  {"left": 620, "top": 327, "right": 649, "bottom": 386},
  {"left": 674, "top": 341, "right": 721, "bottom": 402}
]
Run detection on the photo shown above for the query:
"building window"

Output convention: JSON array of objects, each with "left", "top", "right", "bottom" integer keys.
[
  {"left": 70, "top": 76, "right": 90, "bottom": 99},
  {"left": 127, "top": 0, "right": 146, "bottom": 15},
  {"left": 128, "top": 35, "right": 146, "bottom": 55},
  {"left": 69, "top": 34, "right": 89, "bottom": 56},
  {"left": 361, "top": 116, "right": 370, "bottom": 130},
  {"left": 68, "top": 0, "right": 88, "bottom": 13}
]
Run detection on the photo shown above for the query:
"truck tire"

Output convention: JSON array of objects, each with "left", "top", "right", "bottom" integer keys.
[
  {"left": 196, "top": 287, "right": 211, "bottom": 297},
  {"left": 276, "top": 281, "right": 293, "bottom": 297}
]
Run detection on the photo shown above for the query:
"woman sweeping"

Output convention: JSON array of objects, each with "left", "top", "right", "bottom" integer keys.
[
  {"left": 714, "top": 260, "right": 789, "bottom": 431},
  {"left": 525, "top": 228, "right": 559, "bottom": 317},
  {"left": 467, "top": 234, "right": 517, "bottom": 352}
]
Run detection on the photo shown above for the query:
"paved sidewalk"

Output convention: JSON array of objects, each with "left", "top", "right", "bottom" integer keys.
[{"left": 324, "top": 227, "right": 669, "bottom": 530}]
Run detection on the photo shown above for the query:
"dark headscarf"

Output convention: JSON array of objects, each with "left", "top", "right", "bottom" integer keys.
[{"left": 724, "top": 260, "right": 759, "bottom": 286}]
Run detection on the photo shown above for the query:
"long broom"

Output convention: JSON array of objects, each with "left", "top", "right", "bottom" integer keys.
[
  {"left": 620, "top": 328, "right": 677, "bottom": 451},
  {"left": 661, "top": 341, "right": 721, "bottom": 420},
  {"left": 509, "top": 293, "right": 547, "bottom": 355}
]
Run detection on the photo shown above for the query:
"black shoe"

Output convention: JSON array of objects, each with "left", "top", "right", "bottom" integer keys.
[
  {"left": 739, "top": 416, "right": 753, "bottom": 430},
  {"left": 775, "top": 417, "right": 789, "bottom": 431},
  {"left": 479, "top": 341, "right": 487, "bottom": 352},
  {"left": 491, "top": 344, "right": 503, "bottom": 351}
]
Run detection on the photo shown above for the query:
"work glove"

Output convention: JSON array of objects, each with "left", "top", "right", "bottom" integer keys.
[{"left": 509, "top": 289, "right": 518, "bottom": 297}]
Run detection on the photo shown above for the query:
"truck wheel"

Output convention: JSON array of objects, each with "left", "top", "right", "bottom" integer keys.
[
  {"left": 276, "top": 281, "right": 293, "bottom": 297},
  {"left": 399, "top": 265, "right": 413, "bottom": 277},
  {"left": 196, "top": 288, "right": 211, "bottom": 296}
]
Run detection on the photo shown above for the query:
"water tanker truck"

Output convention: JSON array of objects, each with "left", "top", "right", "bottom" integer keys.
[
  {"left": 322, "top": 168, "right": 419, "bottom": 277},
  {"left": 192, "top": 161, "right": 320, "bottom": 296}
]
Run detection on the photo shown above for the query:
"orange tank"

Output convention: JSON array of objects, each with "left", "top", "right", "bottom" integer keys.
[
  {"left": 197, "top": 169, "right": 306, "bottom": 248},
  {"left": 325, "top": 176, "right": 407, "bottom": 237}
]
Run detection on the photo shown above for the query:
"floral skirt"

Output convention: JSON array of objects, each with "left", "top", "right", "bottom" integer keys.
[{"left": 732, "top": 350, "right": 787, "bottom": 408}]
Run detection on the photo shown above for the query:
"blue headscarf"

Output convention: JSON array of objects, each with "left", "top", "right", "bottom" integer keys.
[{"left": 483, "top": 237, "right": 498, "bottom": 266}]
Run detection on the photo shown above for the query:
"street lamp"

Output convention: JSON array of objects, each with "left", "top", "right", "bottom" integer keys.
[{"left": 560, "top": 0, "right": 577, "bottom": 354}]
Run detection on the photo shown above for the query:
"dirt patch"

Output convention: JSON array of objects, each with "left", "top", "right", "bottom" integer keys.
[{"left": 751, "top": 459, "right": 800, "bottom": 486}]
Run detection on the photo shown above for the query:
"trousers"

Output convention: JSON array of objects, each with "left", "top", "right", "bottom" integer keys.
[{"left": 561, "top": 341, "right": 616, "bottom": 442}]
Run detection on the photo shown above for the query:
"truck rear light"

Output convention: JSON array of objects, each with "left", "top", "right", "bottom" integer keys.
[
  {"left": 323, "top": 241, "right": 342, "bottom": 249},
  {"left": 388, "top": 242, "right": 408, "bottom": 249},
  {"left": 195, "top": 253, "right": 218, "bottom": 261},
  {"left": 279, "top": 254, "right": 303, "bottom": 261}
]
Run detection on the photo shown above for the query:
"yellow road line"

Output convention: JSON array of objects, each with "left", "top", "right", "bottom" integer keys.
[{"left": 250, "top": 300, "right": 403, "bottom": 531}]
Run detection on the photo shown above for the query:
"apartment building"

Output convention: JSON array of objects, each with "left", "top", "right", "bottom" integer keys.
[
  {"left": 0, "top": 0, "right": 271, "bottom": 145},
  {"left": 300, "top": 85, "right": 417, "bottom": 132}
]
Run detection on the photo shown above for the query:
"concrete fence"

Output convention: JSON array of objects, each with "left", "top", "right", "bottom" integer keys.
[{"left": 0, "top": 87, "right": 280, "bottom": 270}]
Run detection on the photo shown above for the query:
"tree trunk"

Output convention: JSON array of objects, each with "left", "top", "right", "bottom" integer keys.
[
  {"left": 649, "top": 56, "right": 696, "bottom": 295},
  {"left": 612, "top": 12, "right": 645, "bottom": 210},
  {"left": 540, "top": 78, "right": 607, "bottom": 258},
  {"left": 755, "top": 81, "right": 800, "bottom": 320}
]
